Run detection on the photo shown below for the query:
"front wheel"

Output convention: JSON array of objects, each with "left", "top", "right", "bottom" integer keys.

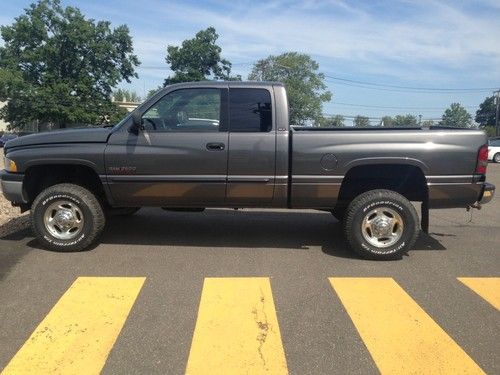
[
  {"left": 344, "top": 189, "right": 419, "bottom": 260},
  {"left": 31, "top": 183, "right": 105, "bottom": 252}
]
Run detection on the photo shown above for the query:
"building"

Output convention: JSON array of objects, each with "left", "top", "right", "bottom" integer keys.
[{"left": 113, "top": 99, "right": 140, "bottom": 113}]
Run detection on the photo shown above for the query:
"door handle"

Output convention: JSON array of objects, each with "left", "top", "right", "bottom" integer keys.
[{"left": 206, "top": 142, "right": 225, "bottom": 151}]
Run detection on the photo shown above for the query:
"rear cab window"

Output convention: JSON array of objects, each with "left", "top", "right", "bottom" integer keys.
[{"left": 229, "top": 88, "right": 272, "bottom": 132}]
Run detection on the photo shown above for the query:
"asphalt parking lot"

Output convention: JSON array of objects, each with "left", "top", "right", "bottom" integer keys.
[{"left": 1, "top": 165, "right": 499, "bottom": 374}]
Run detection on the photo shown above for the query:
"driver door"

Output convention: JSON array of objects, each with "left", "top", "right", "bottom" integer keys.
[{"left": 105, "top": 86, "right": 229, "bottom": 206}]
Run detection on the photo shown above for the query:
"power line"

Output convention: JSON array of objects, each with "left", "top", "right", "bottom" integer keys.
[
  {"left": 138, "top": 63, "right": 497, "bottom": 93},
  {"left": 323, "top": 114, "right": 442, "bottom": 121},
  {"left": 322, "top": 75, "right": 496, "bottom": 92},
  {"left": 331, "top": 102, "right": 478, "bottom": 110},
  {"left": 271, "top": 62, "right": 498, "bottom": 93},
  {"left": 324, "top": 79, "right": 492, "bottom": 94}
]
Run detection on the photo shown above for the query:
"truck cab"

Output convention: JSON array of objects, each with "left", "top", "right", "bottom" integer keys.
[{"left": 106, "top": 81, "right": 289, "bottom": 207}]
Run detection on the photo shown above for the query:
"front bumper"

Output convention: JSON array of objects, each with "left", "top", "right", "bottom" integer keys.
[
  {"left": 0, "top": 170, "right": 27, "bottom": 204},
  {"left": 479, "top": 182, "right": 495, "bottom": 205}
]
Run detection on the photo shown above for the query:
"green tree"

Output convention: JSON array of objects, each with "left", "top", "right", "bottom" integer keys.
[
  {"left": 164, "top": 27, "right": 240, "bottom": 85},
  {"left": 483, "top": 126, "right": 497, "bottom": 137},
  {"left": 318, "top": 114, "right": 344, "bottom": 127},
  {"left": 147, "top": 88, "right": 160, "bottom": 99},
  {"left": 0, "top": 0, "right": 139, "bottom": 129},
  {"left": 354, "top": 115, "right": 370, "bottom": 127},
  {"left": 475, "top": 96, "right": 496, "bottom": 127},
  {"left": 248, "top": 52, "right": 332, "bottom": 125},
  {"left": 114, "top": 89, "right": 126, "bottom": 102},
  {"left": 114, "top": 88, "right": 141, "bottom": 102},
  {"left": 393, "top": 114, "right": 418, "bottom": 127},
  {"left": 381, "top": 116, "right": 394, "bottom": 127},
  {"left": 440, "top": 103, "right": 473, "bottom": 128},
  {"left": 421, "top": 119, "right": 434, "bottom": 127}
]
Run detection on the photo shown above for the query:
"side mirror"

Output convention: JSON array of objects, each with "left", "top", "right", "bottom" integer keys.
[{"left": 128, "top": 112, "right": 143, "bottom": 134}]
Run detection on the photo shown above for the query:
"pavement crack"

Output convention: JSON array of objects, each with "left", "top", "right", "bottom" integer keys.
[{"left": 252, "top": 287, "right": 270, "bottom": 369}]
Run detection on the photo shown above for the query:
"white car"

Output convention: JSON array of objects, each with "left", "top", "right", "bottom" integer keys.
[{"left": 488, "top": 138, "right": 500, "bottom": 163}]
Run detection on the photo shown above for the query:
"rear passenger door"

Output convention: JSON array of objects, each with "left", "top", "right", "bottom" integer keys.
[{"left": 226, "top": 87, "right": 276, "bottom": 205}]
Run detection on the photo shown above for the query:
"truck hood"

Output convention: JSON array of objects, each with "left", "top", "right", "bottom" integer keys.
[{"left": 5, "top": 127, "right": 113, "bottom": 150}]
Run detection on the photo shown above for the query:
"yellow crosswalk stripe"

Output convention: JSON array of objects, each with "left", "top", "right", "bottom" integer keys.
[
  {"left": 458, "top": 277, "right": 500, "bottom": 310},
  {"left": 329, "top": 277, "right": 485, "bottom": 375},
  {"left": 185, "top": 277, "right": 288, "bottom": 375},
  {"left": 1, "top": 277, "right": 145, "bottom": 375}
]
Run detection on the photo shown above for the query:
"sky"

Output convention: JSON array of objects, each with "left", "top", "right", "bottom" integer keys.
[{"left": 1, "top": 0, "right": 500, "bottom": 125}]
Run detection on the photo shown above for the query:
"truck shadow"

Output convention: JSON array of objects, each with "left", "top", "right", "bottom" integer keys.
[
  {"left": 3, "top": 208, "right": 447, "bottom": 259},
  {"left": 102, "top": 208, "right": 356, "bottom": 256},
  {"left": 0, "top": 216, "right": 31, "bottom": 281},
  {"left": 92, "top": 209, "right": 447, "bottom": 257}
]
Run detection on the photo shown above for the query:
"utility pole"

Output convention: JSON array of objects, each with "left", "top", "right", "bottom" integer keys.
[{"left": 495, "top": 89, "right": 500, "bottom": 137}]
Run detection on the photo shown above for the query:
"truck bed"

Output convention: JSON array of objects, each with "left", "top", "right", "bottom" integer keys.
[{"left": 290, "top": 127, "right": 487, "bottom": 208}]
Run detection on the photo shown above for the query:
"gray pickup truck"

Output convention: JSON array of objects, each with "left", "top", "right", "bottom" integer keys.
[{"left": 0, "top": 82, "right": 495, "bottom": 259}]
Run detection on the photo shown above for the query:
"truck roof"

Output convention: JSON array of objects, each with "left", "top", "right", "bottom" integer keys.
[{"left": 162, "top": 81, "right": 284, "bottom": 90}]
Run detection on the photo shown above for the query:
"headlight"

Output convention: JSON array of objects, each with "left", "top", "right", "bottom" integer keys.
[{"left": 4, "top": 157, "right": 17, "bottom": 172}]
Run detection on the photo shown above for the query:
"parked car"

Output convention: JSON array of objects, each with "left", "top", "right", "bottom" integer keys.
[
  {"left": 0, "top": 81, "right": 495, "bottom": 259},
  {"left": 488, "top": 138, "right": 500, "bottom": 163},
  {"left": 0, "top": 133, "right": 18, "bottom": 147}
]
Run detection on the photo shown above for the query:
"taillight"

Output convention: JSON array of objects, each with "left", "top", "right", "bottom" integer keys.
[{"left": 476, "top": 144, "right": 488, "bottom": 174}]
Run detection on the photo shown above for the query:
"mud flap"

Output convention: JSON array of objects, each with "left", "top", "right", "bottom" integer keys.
[{"left": 421, "top": 200, "right": 429, "bottom": 233}]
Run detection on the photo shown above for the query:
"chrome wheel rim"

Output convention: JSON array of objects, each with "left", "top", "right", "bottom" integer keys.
[
  {"left": 361, "top": 207, "right": 404, "bottom": 248},
  {"left": 495, "top": 154, "right": 500, "bottom": 163},
  {"left": 43, "top": 200, "right": 84, "bottom": 240}
]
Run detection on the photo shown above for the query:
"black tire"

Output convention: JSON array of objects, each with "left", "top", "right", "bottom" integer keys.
[
  {"left": 344, "top": 189, "right": 419, "bottom": 260},
  {"left": 31, "top": 183, "right": 105, "bottom": 252},
  {"left": 494, "top": 153, "right": 500, "bottom": 163},
  {"left": 106, "top": 207, "right": 140, "bottom": 217}
]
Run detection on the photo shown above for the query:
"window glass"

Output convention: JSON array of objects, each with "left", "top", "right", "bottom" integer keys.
[
  {"left": 142, "top": 88, "right": 221, "bottom": 132},
  {"left": 490, "top": 139, "right": 500, "bottom": 146},
  {"left": 229, "top": 89, "right": 272, "bottom": 132}
]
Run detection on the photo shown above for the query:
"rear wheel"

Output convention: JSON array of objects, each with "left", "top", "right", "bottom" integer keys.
[
  {"left": 344, "top": 189, "right": 419, "bottom": 260},
  {"left": 494, "top": 153, "right": 500, "bottom": 163},
  {"left": 31, "top": 183, "right": 105, "bottom": 252}
]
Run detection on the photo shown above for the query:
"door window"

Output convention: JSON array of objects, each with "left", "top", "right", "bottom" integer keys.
[
  {"left": 142, "top": 88, "right": 222, "bottom": 132},
  {"left": 229, "top": 89, "right": 272, "bottom": 132}
]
